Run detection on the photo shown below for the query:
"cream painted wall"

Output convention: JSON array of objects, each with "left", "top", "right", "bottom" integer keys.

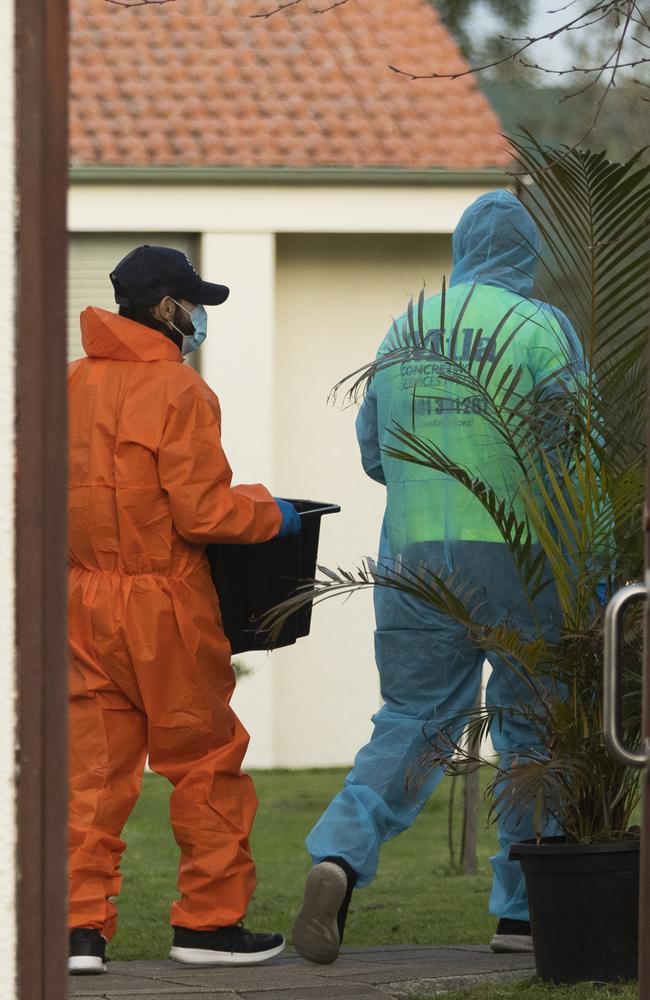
[
  {"left": 234, "top": 233, "right": 452, "bottom": 768},
  {"left": 69, "top": 183, "right": 496, "bottom": 237},
  {"left": 0, "top": 0, "right": 17, "bottom": 993}
]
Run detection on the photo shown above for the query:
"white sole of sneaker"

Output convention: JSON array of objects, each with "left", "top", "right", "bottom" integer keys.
[
  {"left": 169, "top": 939, "right": 285, "bottom": 966},
  {"left": 68, "top": 955, "right": 107, "bottom": 975},
  {"left": 292, "top": 862, "right": 348, "bottom": 965},
  {"left": 489, "top": 933, "right": 533, "bottom": 953}
]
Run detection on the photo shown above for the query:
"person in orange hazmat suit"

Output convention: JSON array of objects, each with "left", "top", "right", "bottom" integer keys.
[{"left": 67, "top": 246, "right": 300, "bottom": 976}]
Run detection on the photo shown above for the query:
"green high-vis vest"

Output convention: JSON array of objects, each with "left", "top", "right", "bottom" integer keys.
[{"left": 370, "top": 282, "right": 578, "bottom": 555}]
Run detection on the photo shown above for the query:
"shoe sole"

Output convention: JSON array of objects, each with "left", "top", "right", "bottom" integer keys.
[
  {"left": 169, "top": 939, "right": 285, "bottom": 966},
  {"left": 68, "top": 956, "right": 107, "bottom": 975},
  {"left": 293, "top": 862, "right": 347, "bottom": 965},
  {"left": 489, "top": 933, "right": 533, "bottom": 953}
]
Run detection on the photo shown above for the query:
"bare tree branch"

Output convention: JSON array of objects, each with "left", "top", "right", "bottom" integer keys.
[
  {"left": 388, "top": 2, "right": 646, "bottom": 82},
  {"left": 386, "top": 0, "right": 647, "bottom": 157},
  {"left": 250, "top": 0, "right": 304, "bottom": 18},
  {"left": 314, "top": 0, "right": 350, "bottom": 11},
  {"left": 633, "top": 6, "right": 650, "bottom": 29},
  {"left": 250, "top": 0, "right": 348, "bottom": 16},
  {"left": 548, "top": 0, "right": 588, "bottom": 12},
  {"left": 105, "top": 0, "right": 175, "bottom": 6},
  {"left": 518, "top": 58, "right": 649, "bottom": 74}
]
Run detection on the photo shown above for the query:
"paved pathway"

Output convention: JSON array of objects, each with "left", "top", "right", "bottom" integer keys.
[{"left": 68, "top": 944, "right": 536, "bottom": 999}]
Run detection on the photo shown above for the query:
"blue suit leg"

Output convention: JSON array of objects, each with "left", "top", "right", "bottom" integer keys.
[
  {"left": 437, "top": 541, "right": 562, "bottom": 921},
  {"left": 485, "top": 653, "right": 560, "bottom": 920},
  {"left": 306, "top": 578, "right": 484, "bottom": 887}
]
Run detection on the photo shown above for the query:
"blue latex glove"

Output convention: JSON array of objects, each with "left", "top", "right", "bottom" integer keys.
[{"left": 274, "top": 499, "right": 301, "bottom": 538}]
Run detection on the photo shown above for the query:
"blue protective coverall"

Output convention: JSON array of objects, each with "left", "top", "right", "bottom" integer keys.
[{"left": 307, "top": 191, "right": 584, "bottom": 921}]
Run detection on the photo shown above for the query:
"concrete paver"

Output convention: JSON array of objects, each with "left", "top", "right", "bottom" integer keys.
[
  {"left": 71, "top": 994, "right": 229, "bottom": 999},
  {"left": 68, "top": 945, "right": 536, "bottom": 999},
  {"left": 244, "top": 987, "right": 397, "bottom": 1000},
  {"left": 68, "top": 973, "right": 212, "bottom": 995}
]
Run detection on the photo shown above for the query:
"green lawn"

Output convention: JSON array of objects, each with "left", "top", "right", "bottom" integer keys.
[
  {"left": 111, "top": 767, "right": 497, "bottom": 961},
  {"left": 111, "top": 770, "right": 640, "bottom": 1000},
  {"left": 415, "top": 983, "right": 636, "bottom": 1000}
]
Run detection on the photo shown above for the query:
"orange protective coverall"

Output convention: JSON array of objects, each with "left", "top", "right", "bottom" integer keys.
[{"left": 68, "top": 307, "right": 281, "bottom": 939}]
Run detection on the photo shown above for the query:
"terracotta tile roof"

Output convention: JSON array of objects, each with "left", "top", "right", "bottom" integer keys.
[{"left": 70, "top": 0, "right": 507, "bottom": 170}]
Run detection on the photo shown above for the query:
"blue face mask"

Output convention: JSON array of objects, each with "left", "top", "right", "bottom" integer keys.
[{"left": 170, "top": 300, "right": 208, "bottom": 356}]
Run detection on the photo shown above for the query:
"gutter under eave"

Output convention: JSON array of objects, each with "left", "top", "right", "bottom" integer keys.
[{"left": 68, "top": 165, "right": 511, "bottom": 186}]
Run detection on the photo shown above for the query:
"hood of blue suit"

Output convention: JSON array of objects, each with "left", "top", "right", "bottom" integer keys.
[{"left": 450, "top": 190, "right": 540, "bottom": 296}]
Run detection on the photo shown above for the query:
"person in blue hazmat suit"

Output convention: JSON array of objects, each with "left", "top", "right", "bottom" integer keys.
[{"left": 292, "top": 191, "right": 584, "bottom": 964}]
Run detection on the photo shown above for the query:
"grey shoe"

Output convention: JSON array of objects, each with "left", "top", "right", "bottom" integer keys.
[
  {"left": 293, "top": 861, "right": 354, "bottom": 965},
  {"left": 489, "top": 918, "right": 533, "bottom": 953}
]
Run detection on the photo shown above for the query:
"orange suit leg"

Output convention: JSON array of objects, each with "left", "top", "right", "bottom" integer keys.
[
  {"left": 124, "top": 571, "right": 259, "bottom": 931},
  {"left": 68, "top": 570, "right": 148, "bottom": 940}
]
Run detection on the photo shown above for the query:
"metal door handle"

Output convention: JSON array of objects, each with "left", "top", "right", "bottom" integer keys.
[{"left": 604, "top": 581, "right": 648, "bottom": 769}]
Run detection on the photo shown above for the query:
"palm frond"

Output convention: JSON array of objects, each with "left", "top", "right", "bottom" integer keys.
[
  {"left": 316, "top": 135, "right": 648, "bottom": 844},
  {"left": 258, "top": 558, "right": 489, "bottom": 645}
]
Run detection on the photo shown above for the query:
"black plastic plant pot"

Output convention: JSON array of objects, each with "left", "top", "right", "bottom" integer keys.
[
  {"left": 510, "top": 837, "right": 639, "bottom": 983},
  {"left": 207, "top": 499, "right": 340, "bottom": 655}
]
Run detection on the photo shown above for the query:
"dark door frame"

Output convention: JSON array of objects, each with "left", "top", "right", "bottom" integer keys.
[{"left": 16, "top": 0, "right": 69, "bottom": 997}]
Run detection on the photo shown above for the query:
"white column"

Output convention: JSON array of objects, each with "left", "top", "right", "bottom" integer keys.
[
  {"left": 0, "top": 0, "right": 17, "bottom": 992},
  {"left": 200, "top": 233, "right": 278, "bottom": 768},
  {"left": 199, "top": 232, "right": 276, "bottom": 487}
]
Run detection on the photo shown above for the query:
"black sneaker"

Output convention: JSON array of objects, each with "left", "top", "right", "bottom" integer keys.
[
  {"left": 68, "top": 928, "right": 107, "bottom": 975},
  {"left": 292, "top": 857, "right": 357, "bottom": 965},
  {"left": 169, "top": 924, "right": 285, "bottom": 966},
  {"left": 489, "top": 917, "right": 533, "bottom": 953}
]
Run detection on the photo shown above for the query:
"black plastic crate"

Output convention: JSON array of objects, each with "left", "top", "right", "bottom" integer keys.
[{"left": 207, "top": 499, "right": 340, "bottom": 654}]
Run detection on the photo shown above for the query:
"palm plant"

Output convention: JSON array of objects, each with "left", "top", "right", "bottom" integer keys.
[{"left": 264, "top": 136, "right": 650, "bottom": 844}]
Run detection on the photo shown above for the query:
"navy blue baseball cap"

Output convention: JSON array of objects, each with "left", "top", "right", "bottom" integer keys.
[{"left": 110, "top": 245, "right": 230, "bottom": 308}]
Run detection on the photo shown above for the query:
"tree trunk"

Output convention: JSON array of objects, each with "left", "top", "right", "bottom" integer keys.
[
  {"left": 461, "top": 683, "right": 483, "bottom": 875},
  {"left": 461, "top": 765, "right": 479, "bottom": 874}
]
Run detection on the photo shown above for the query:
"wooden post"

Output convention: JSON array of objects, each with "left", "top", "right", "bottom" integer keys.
[{"left": 15, "top": 0, "right": 69, "bottom": 997}]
